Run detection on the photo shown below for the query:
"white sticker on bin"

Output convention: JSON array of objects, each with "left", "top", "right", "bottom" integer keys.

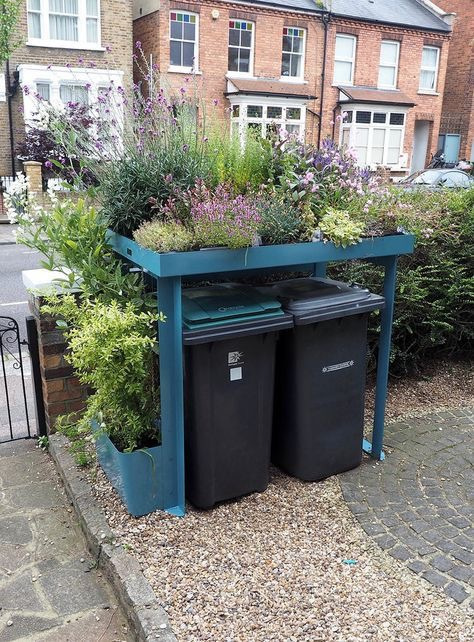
[{"left": 230, "top": 367, "right": 242, "bottom": 381}]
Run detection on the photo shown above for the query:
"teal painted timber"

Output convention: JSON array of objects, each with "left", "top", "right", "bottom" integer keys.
[
  {"left": 107, "top": 232, "right": 415, "bottom": 278},
  {"left": 93, "top": 422, "right": 163, "bottom": 517}
]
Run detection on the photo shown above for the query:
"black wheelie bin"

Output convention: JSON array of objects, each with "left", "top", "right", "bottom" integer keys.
[
  {"left": 182, "top": 284, "right": 293, "bottom": 509},
  {"left": 266, "top": 277, "right": 384, "bottom": 481}
]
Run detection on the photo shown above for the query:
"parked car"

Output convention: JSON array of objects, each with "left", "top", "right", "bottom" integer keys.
[{"left": 399, "top": 169, "right": 474, "bottom": 190}]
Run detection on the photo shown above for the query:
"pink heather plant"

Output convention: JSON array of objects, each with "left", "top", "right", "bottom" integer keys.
[{"left": 191, "top": 184, "right": 261, "bottom": 249}]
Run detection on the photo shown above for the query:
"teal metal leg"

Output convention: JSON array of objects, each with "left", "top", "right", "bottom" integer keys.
[
  {"left": 313, "top": 262, "right": 327, "bottom": 277},
  {"left": 157, "top": 276, "right": 186, "bottom": 516},
  {"left": 365, "top": 256, "right": 398, "bottom": 460}
]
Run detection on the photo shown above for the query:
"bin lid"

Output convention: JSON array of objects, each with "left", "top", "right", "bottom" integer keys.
[
  {"left": 264, "top": 277, "right": 385, "bottom": 325},
  {"left": 274, "top": 278, "right": 372, "bottom": 311},
  {"left": 182, "top": 284, "right": 285, "bottom": 330}
]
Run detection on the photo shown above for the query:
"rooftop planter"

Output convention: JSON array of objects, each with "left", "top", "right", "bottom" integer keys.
[{"left": 108, "top": 231, "right": 415, "bottom": 277}]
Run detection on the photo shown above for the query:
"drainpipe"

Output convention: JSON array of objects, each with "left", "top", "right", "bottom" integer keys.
[
  {"left": 5, "top": 59, "right": 18, "bottom": 175},
  {"left": 331, "top": 104, "right": 338, "bottom": 140},
  {"left": 317, "top": 9, "right": 331, "bottom": 149}
]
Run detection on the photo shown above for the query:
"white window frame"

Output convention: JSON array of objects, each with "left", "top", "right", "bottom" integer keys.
[
  {"left": 0, "top": 73, "right": 6, "bottom": 101},
  {"left": 378, "top": 40, "right": 400, "bottom": 89},
  {"left": 419, "top": 45, "right": 440, "bottom": 92},
  {"left": 228, "top": 95, "right": 306, "bottom": 144},
  {"left": 333, "top": 34, "right": 356, "bottom": 86},
  {"left": 227, "top": 19, "right": 255, "bottom": 77},
  {"left": 27, "top": 0, "right": 103, "bottom": 50},
  {"left": 18, "top": 63, "right": 123, "bottom": 124},
  {"left": 338, "top": 104, "right": 408, "bottom": 169},
  {"left": 281, "top": 26, "right": 306, "bottom": 82},
  {"left": 169, "top": 11, "right": 199, "bottom": 74}
]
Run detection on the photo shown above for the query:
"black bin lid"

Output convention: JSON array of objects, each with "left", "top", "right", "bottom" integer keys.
[{"left": 263, "top": 278, "right": 385, "bottom": 325}]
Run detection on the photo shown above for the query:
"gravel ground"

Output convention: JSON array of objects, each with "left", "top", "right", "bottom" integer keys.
[{"left": 92, "top": 360, "right": 473, "bottom": 642}]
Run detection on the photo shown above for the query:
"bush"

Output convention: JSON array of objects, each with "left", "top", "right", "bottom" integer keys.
[
  {"left": 330, "top": 188, "right": 474, "bottom": 373},
  {"left": 133, "top": 220, "right": 194, "bottom": 253},
  {"left": 205, "top": 127, "right": 273, "bottom": 192},
  {"left": 256, "top": 194, "right": 302, "bottom": 245},
  {"left": 42, "top": 295, "right": 162, "bottom": 452}
]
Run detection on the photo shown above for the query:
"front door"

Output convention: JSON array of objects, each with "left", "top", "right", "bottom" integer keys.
[
  {"left": 411, "top": 120, "right": 430, "bottom": 172},
  {"left": 443, "top": 134, "right": 461, "bottom": 163}
]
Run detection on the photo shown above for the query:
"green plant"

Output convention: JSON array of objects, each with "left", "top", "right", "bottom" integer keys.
[
  {"left": 330, "top": 187, "right": 474, "bottom": 373},
  {"left": 42, "top": 295, "right": 163, "bottom": 452},
  {"left": 205, "top": 127, "right": 273, "bottom": 192},
  {"left": 319, "top": 208, "right": 365, "bottom": 247},
  {"left": 13, "top": 194, "right": 147, "bottom": 305},
  {"left": 55, "top": 413, "right": 94, "bottom": 466},
  {"left": 0, "top": 0, "right": 22, "bottom": 64},
  {"left": 257, "top": 195, "right": 302, "bottom": 245},
  {"left": 191, "top": 185, "right": 261, "bottom": 249},
  {"left": 133, "top": 220, "right": 194, "bottom": 253},
  {"left": 37, "top": 435, "right": 49, "bottom": 451}
]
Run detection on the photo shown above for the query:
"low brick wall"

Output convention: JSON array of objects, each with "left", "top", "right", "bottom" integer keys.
[{"left": 29, "top": 294, "right": 88, "bottom": 432}]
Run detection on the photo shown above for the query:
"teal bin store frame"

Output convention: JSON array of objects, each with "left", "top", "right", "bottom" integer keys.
[{"left": 108, "top": 231, "right": 415, "bottom": 517}]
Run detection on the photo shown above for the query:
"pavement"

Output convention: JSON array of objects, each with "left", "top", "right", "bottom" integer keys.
[
  {"left": 0, "top": 439, "right": 133, "bottom": 641},
  {"left": 341, "top": 408, "right": 474, "bottom": 608},
  {"left": 0, "top": 224, "right": 17, "bottom": 245}
]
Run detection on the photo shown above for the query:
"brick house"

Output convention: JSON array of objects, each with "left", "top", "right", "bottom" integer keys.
[
  {"left": 435, "top": 0, "right": 474, "bottom": 163},
  {"left": 0, "top": 0, "right": 133, "bottom": 178},
  {"left": 133, "top": 0, "right": 452, "bottom": 176}
]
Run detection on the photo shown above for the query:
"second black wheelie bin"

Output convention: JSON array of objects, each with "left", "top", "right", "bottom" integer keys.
[
  {"left": 182, "top": 284, "right": 293, "bottom": 509},
  {"left": 265, "top": 277, "right": 384, "bottom": 481}
]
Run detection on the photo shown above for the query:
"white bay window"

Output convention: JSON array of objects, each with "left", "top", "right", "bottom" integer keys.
[
  {"left": 339, "top": 106, "right": 407, "bottom": 168},
  {"left": 27, "top": 0, "right": 101, "bottom": 49},
  {"left": 229, "top": 98, "right": 306, "bottom": 143},
  {"left": 19, "top": 64, "right": 123, "bottom": 123}
]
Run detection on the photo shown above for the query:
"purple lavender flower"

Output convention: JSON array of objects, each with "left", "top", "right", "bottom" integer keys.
[
  {"left": 45, "top": 160, "right": 53, "bottom": 169},
  {"left": 135, "top": 40, "right": 142, "bottom": 50}
]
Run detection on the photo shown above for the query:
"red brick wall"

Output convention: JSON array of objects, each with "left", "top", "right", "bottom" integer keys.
[
  {"left": 321, "top": 18, "right": 450, "bottom": 171},
  {"left": 435, "top": 0, "right": 474, "bottom": 160},
  {"left": 29, "top": 295, "right": 88, "bottom": 433},
  {"left": 0, "top": 0, "right": 133, "bottom": 175}
]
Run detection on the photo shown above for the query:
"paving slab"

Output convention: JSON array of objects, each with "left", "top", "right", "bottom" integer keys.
[
  {"left": 341, "top": 408, "right": 474, "bottom": 607},
  {"left": 0, "top": 439, "right": 133, "bottom": 641}
]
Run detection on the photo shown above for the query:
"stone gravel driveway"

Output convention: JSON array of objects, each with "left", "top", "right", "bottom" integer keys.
[{"left": 341, "top": 407, "right": 473, "bottom": 608}]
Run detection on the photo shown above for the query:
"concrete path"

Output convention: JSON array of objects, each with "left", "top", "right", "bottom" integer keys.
[
  {"left": 341, "top": 408, "right": 473, "bottom": 608},
  {"left": 0, "top": 439, "right": 133, "bottom": 641},
  {"left": 0, "top": 225, "right": 16, "bottom": 245}
]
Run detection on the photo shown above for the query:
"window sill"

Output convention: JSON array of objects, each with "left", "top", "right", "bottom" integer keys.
[
  {"left": 332, "top": 82, "right": 353, "bottom": 88},
  {"left": 168, "top": 67, "right": 202, "bottom": 75},
  {"left": 280, "top": 77, "right": 308, "bottom": 84},
  {"left": 417, "top": 90, "right": 439, "bottom": 96},
  {"left": 226, "top": 71, "right": 254, "bottom": 78},
  {"left": 27, "top": 40, "right": 105, "bottom": 51}
]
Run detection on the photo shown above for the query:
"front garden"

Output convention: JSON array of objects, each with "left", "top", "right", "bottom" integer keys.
[{"left": 5, "top": 54, "right": 473, "bottom": 638}]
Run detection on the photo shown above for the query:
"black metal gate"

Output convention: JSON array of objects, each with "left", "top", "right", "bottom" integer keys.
[{"left": 0, "top": 316, "right": 46, "bottom": 443}]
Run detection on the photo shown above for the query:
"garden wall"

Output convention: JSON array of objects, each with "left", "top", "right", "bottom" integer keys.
[{"left": 29, "top": 295, "right": 88, "bottom": 433}]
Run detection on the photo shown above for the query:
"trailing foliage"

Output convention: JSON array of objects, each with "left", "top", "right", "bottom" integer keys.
[
  {"left": 330, "top": 188, "right": 474, "bottom": 373},
  {"left": 0, "top": 0, "right": 22, "bottom": 64},
  {"left": 42, "top": 295, "right": 162, "bottom": 452}
]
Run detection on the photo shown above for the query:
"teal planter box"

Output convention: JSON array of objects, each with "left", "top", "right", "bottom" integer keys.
[{"left": 92, "top": 422, "right": 163, "bottom": 517}]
